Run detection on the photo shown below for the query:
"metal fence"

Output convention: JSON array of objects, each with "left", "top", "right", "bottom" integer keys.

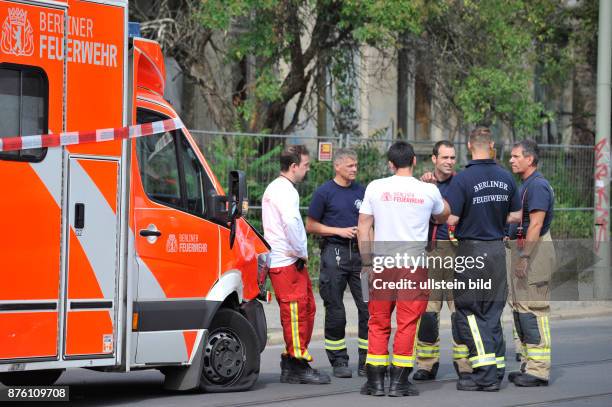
[{"left": 190, "top": 130, "right": 596, "bottom": 240}]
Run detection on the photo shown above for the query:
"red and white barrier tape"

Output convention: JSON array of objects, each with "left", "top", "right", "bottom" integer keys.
[{"left": 0, "top": 118, "right": 185, "bottom": 153}]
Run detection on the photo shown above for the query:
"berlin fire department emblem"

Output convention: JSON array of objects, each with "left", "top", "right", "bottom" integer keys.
[
  {"left": 1, "top": 8, "right": 34, "bottom": 57},
  {"left": 166, "top": 234, "right": 178, "bottom": 253}
]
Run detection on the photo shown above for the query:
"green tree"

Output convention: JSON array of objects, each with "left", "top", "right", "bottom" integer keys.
[{"left": 132, "top": 1, "right": 586, "bottom": 136}]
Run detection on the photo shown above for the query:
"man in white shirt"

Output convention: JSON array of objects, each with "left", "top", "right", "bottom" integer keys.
[
  {"left": 357, "top": 141, "right": 449, "bottom": 397},
  {"left": 262, "top": 144, "right": 330, "bottom": 385}
]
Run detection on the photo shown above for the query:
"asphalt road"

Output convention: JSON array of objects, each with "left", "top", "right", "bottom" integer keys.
[{"left": 6, "top": 314, "right": 608, "bottom": 406}]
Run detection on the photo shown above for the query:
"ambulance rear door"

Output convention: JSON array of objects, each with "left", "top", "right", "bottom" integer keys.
[{"left": 0, "top": 0, "right": 66, "bottom": 363}]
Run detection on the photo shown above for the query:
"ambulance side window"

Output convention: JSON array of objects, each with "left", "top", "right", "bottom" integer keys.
[
  {"left": 0, "top": 66, "right": 48, "bottom": 162},
  {"left": 179, "top": 134, "right": 207, "bottom": 216},
  {"left": 137, "top": 131, "right": 181, "bottom": 207},
  {"left": 136, "top": 110, "right": 212, "bottom": 218}
]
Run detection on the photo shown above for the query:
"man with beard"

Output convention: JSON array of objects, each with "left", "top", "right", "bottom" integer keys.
[
  {"left": 413, "top": 141, "right": 472, "bottom": 382},
  {"left": 263, "top": 145, "right": 330, "bottom": 385}
]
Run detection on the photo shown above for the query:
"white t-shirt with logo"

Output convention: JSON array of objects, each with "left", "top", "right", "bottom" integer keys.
[{"left": 360, "top": 175, "right": 445, "bottom": 242}]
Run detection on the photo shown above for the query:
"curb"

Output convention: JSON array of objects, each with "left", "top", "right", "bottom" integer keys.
[{"left": 265, "top": 306, "right": 612, "bottom": 346}]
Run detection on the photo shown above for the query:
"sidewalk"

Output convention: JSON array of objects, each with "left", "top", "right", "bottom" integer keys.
[{"left": 263, "top": 291, "right": 612, "bottom": 345}]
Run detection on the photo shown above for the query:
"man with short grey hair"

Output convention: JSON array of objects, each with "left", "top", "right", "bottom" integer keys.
[
  {"left": 507, "top": 139, "right": 555, "bottom": 387},
  {"left": 307, "top": 148, "right": 369, "bottom": 378}
]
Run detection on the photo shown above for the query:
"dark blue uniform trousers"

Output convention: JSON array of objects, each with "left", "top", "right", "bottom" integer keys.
[{"left": 453, "top": 241, "right": 507, "bottom": 386}]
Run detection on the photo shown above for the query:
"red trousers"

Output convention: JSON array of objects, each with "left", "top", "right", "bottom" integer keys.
[
  {"left": 366, "top": 267, "right": 429, "bottom": 367},
  {"left": 269, "top": 261, "right": 316, "bottom": 361}
]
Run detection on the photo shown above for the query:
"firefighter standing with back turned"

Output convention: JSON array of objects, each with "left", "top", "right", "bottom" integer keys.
[
  {"left": 262, "top": 145, "right": 331, "bottom": 385},
  {"left": 507, "top": 139, "right": 555, "bottom": 387},
  {"left": 358, "top": 141, "right": 450, "bottom": 397},
  {"left": 445, "top": 127, "right": 522, "bottom": 391},
  {"left": 413, "top": 141, "right": 472, "bottom": 381},
  {"left": 306, "top": 148, "right": 369, "bottom": 378}
]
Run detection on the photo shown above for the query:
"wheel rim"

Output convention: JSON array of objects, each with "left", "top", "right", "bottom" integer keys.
[{"left": 202, "top": 329, "right": 246, "bottom": 385}]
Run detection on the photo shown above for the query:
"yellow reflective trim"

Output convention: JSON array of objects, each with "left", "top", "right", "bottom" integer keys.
[
  {"left": 325, "top": 338, "right": 346, "bottom": 345},
  {"left": 529, "top": 355, "right": 551, "bottom": 360},
  {"left": 392, "top": 354, "right": 415, "bottom": 361},
  {"left": 290, "top": 302, "right": 302, "bottom": 358},
  {"left": 416, "top": 345, "right": 440, "bottom": 351},
  {"left": 416, "top": 350, "right": 440, "bottom": 356},
  {"left": 544, "top": 316, "right": 551, "bottom": 348},
  {"left": 358, "top": 344, "right": 369, "bottom": 350},
  {"left": 496, "top": 357, "right": 506, "bottom": 368},
  {"left": 325, "top": 345, "right": 347, "bottom": 351},
  {"left": 366, "top": 354, "right": 390, "bottom": 366},
  {"left": 324, "top": 338, "right": 346, "bottom": 350},
  {"left": 416, "top": 349, "right": 440, "bottom": 357},
  {"left": 452, "top": 345, "right": 469, "bottom": 359},
  {"left": 358, "top": 337, "right": 369, "bottom": 344},
  {"left": 302, "top": 349, "right": 313, "bottom": 361},
  {"left": 392, "top": 360, "right": 414, "bottom": 367},
  {"left": 469, "top": 353, "right": 497, "bottom": 368},
  {"left": 527, "top": 350, "right": 550, "bottom": 356},
  {"left": 467, "top": 315, "right": 486, "bottom": 356},
  {"left": 392, "top": 354, "right": 415, "bottom": 367}
]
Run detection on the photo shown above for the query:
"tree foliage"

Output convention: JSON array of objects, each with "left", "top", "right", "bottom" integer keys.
[{"left": 131, "top": 0, "right": 596, "bottom": 137}]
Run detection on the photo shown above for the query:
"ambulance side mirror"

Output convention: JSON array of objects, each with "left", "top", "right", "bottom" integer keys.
[
  {"left": 228, "top": 171, "right": 247, "bottom": 249},
  {"left": 207, "top": 192, "right": 229, "bottom": 224},
  {"left": 228, "top": 170, "right": 247, "bottom": 221}
]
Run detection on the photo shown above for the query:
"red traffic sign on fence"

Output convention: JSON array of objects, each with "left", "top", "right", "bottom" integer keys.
[{"left": 318, "top": 142, "right": 333, "bottom": 161}]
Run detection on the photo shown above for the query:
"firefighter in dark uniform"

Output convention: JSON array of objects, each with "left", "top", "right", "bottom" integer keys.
[
  {"left": 306, "top": 148, "right": 369, "bottom": 378},
  {"left": 413, "top": 140, "right": 471, "bottom": 381},
  {"left": 445, "top": 127, "right": 522, "bottom": 391},
  {"left": 507, "top": 139, "right": 555, "bottom": 387}
]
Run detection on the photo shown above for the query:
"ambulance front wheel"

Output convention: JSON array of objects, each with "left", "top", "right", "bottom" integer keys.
[
  {"left": 0, "top": 369, "right": 64, "bottom": 386},
  {"left": 200, "top": 308, "right": 261, "bottom": 392}
]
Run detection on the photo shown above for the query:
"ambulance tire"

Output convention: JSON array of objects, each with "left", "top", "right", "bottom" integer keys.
[
  {"left": 0, "top": 369, "right": 64, "bottom": 386},
  {"left": 200, "top": 308, "right": 260, "bottom": 392}
]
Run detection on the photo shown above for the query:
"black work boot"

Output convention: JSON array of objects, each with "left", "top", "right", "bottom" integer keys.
[
  {"left": 388, "top": 365, "right": 419, "bottom": 396},
  {"left": 497, "top": 369, "right": 505, "bottom": 383},
  {"left": 513, "top": 373, "right": 549, "bottom": 387},
  {"left": 332, "top": 360, "right": 352, "bottom": 378},
  {"left": 358, "top": 364, "right": 367, "bottom": 377},
  {"left": 280, "top": 354, "right": 291, "bottom": 382},
  {"left": 360, "top": 365, "right": 386, "bottom": 396},
  {"left": 412, "top": 362, "right": 438, "bottom": 381},
  {"left": 456, "top": 376, "right": 500, "bottom": 392},
  {"left": 508, "top": 363, "right": 527, "bottom": 383},
  {"left": 358, "top": 353, "right": 367, "bottom": 377},
  {"left": 452, "top": 361, "right": 471, "bottom": 380},
  {"left": 283, "top": 358, "right": 331, "bottom": 384}
]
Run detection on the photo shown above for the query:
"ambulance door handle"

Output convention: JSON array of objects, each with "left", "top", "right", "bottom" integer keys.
[
  {"left": 140, "top": 229, "right": 162, "bottom": 237},
  {"left": 75, "top": 203, "right": 85, "bottom": 229},
  {"left": 139, "top": 224, "right": 162, "bottom": 245}
]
